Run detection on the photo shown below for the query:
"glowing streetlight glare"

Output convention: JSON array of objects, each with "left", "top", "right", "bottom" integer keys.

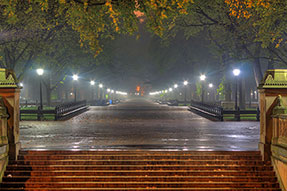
[
  {"left": 209, "top": 83, "right": 213, "bottom": 88},
  {"left": 169, "top": 88, "right": 173, "bottom": 92},
  {"left": 183, "top": 81, "right": 188, "bottom": 86},
  {"left": 90, "top": 80, "right": 95, "bottom": 85},
  {"left": 111, "top": 90, "right": 114, "bottom": 93},
  {"left": 36, "top": 68, "right": 44, "bottom": 76},
  {"left": 174, "top": 84, "right": 178, "bottom": 88},
  {"left": 233, "top": 69, "right": 241, "bottom": 76},
  {"left": 72, "top": 74, "right": 78, "bottom": 81},
  {"left": 107, "top": 88, "right": 111, "bottom": 92},
  {"left": 20, "top": 83, "right": 23, "bottom": 87},
  {"left": 99, "top": 83, "right": 103, "bottom": 88},
  {"left": 200, "top": 74, "right": 206, "bottom": 81},
  {"left": 165, "top": 90, "right": 168, "bottom": 93}
]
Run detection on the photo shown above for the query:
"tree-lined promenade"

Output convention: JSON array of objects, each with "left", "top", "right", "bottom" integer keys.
[{"left": 0, "top": 0, "right": 286, "bottom": 106}]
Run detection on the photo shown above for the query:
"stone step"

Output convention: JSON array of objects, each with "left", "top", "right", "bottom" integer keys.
[
  {"left": 4, "top": 170, "right": 275, "bottom": 176},
  {"left": 19, "top": 150, "right": 261, "bottom": 156},
  {"left": 17, "top": 155, "right": 262, "bottom": 160},
  {"left": 0, "top": 188, "right": 282, "bottom": 191},
  {"left": 0, "top": 182, "right": 280, "bottom": 188},
  {"left": 1, "top": 150, "right": 280, "bottom": 191},
  {"left": 2, "top": 175, "right": 278, "bottom": 183},
  {"left": 10, "top": 160, "right": 266, "bottom": 166},
  {"left": 5, "top": 165, "right": 273, "bottom": 171}
]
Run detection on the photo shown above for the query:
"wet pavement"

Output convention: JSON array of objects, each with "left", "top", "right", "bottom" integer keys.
[{"left": 20, "top": 98, "right": 260, "bottom": 151}]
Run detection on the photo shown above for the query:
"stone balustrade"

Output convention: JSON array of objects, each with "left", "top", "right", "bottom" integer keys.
[
  {"left": 0, "top": 96, "right": 9, "bottom": 183},
  {"left": 271, "top": 97, "right": 287, "bottom": 190}
]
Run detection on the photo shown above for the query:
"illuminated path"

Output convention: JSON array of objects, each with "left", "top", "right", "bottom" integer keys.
[{"left": 20, "top": 98, "right": 260, "bottom": 151}]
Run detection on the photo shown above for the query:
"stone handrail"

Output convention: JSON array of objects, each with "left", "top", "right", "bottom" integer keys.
[
  {"left": 271, "top": 96, "right": 287, "bottom": 191},
  {"left": 0, "top": 96, "right": 9, "bottom": 183}
]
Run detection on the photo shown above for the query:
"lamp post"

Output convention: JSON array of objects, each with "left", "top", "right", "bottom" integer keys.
[
  {"left": 174, "top": 84, "right": 178, "bottom": 100},
  {"left": 73, "top": 74, "right": 78, "bottom": 102},
  {"left": 233, "top": 69, "right": 240, "bottom": 110},
  {"left": 200, "top": 74, "right": 206, "bottom": 103},
  {"left": 99, "top": 83, "right": 103, "bottom": 102},
  {"left": 183, "top": 80, "right": 188, "bottom": 105},
  {"left": 90, "top": 80, "right": 95, "bottom": 100},
  {"left": 208, "top": 83, "right": 213, "bottom": 102},
  {"left": 36, "top": 68, "right": 44, "bottom": 110}
]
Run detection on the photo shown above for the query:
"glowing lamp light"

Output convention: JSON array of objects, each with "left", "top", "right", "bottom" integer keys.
[
  {"left": 169, "top": 88, "right": 173, "bottom": 92},
  {"left": 90, "top": 80, "right": 95, "bottom": 85},
  {"left": 20, "top": 83, "right": 23, "bottom": 87},
  {"left": 72, "top": 74, "right": 78, "bottom": 81},
  {"left": 233, "top": 69, "right": 241, "bottom": 76},
  {"left": 99, "top": 84, "right": 103, "bottom": 88},
  {"left": 209, "top": 83, "right": 213, "bottom": 88},
  {"left": 200, "top": 74, "right": 206, "bottom": 81},
  {"left": 174, "top": 84, "right": 178, "bottom": 88},
  {"left": 36, "top": 68, "right": 44, "bottom": 76},
  {"left": 107, "top": 89, "right": 111, "bottom": 92},
  {"left": 111, "top": 90, "right": 114, "bottom": 93},
  {"left": 183, "top": 81, "right": 188, "bottom": 86}
]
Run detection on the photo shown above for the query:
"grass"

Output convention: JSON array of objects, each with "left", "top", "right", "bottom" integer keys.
[
  {"left": 223, "top": 114, "right": 258, "bottom": 121},
  {"left": 20, "top": 106, "right": 55, "bottom": 110},
  {"left": 20, "top": 106, "right": 56, "bottom": 121},
  {"left": 178, "top": 104, "right": 191, "bottom": 106},
  {"left": 20, "top": 114, "right": 55, "bottom": 121}
]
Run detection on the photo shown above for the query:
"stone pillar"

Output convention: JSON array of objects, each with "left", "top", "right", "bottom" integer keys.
[
  {"left": 0, "top": 96, "right": 9, "bottom": 182},
  {"left": 0, "top": 69, "right": 21, "bottom": 161},
  {"left": 258, "top": 69, "right": 287, "bottom": 161}
]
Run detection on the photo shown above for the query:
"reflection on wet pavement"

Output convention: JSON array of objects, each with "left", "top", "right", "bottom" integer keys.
[{"left": 20, "top": 98, "right": 260, "bottom": 151}]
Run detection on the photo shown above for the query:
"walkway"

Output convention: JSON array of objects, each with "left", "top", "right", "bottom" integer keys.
[{"left": 20, "top": 98, "right": 260, "bottom": 151}]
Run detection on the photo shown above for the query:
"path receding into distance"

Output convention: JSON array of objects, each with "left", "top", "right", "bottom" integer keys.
[{"left": 20, "top": 98, "right": 260, "bottom": 151}]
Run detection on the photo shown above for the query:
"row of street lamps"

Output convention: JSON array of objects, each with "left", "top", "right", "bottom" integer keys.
[
  {"left": 150, "top": 69, "right": 241, "bottom": 108},
  {"left": 34, "top": 69, "right": 127, "bottom": 108}
]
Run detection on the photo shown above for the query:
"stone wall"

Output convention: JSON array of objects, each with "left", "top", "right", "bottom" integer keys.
[
  {"left": 0, "top": 97, "right": 9, "bottom": 182},
  {"left": 271, "top": 114, "right": 287, "bottom": 191}
]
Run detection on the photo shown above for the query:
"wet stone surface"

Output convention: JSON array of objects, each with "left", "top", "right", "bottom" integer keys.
[{"left": 20, "top": 98, "right": 260, "bottom": 151}]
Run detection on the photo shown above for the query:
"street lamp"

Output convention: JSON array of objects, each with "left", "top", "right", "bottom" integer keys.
[
  {"left": 208, "top": 83, "right": 214, "bottom": 102},
  {"left": 200, "top": 74, "right": 206, "bottom": 81},
  {"left": 169, "top": 88, "right": 173, "bottom": 92},
  {"left": 233, "top": 69, "right": 241, "bottom": 110},
  {"left": 72, "top": 74, "right": 78, "bottom": 81},
  {"left": 200, "top": 74, "right": 206, "bottom": 103},
  {"left": 36, "top": 68, "right": 44, "bottom": 111},
  {"left": 173, "top": 84, "right": 178, "bottom": 101},
  {"left": 73, "top": 74, "right": 78, "bottom": 102},
  {"left": 90, "top": 80, "right": 95, "bottom": 100},
  {"left": 183, "top": 80, "right": 188, "bottom": 105},
  {"left": 99, "top": 83, "right": 103, "bottom": 102}
]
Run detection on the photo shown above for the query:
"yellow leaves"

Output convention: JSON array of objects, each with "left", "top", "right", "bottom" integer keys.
[
  {"left": 225, "top": 0, "right": 270, "bottom": 18},
  {"left": 105, "top": 0, "right": 120, "bottom": 32},
  {"left": 275, "top": 38, "right": 283, "bottom": 48},
  {"left": 59, "top": 0, "right": 66, "bottom": 4}
]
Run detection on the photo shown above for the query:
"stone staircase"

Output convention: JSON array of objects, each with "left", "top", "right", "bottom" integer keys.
[{"left": 0, "top": 150, "right": 281, "bottom": 191}]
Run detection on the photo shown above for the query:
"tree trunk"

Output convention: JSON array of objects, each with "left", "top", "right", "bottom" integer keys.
[
  {"left": 252, "top": 44, "right": 264, "bottom": 87},
  {"left": 46, "top": 88, "right": 52, "bottom": 106},
  {"left": 225, "top": 82, "right": 232, "bottom": 101},
  {"left": 267, "top": 58, "right": 274, "bottom": 69}
]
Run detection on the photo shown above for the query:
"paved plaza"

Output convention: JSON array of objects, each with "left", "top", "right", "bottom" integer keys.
[{"left": 20, "top": 98, "right": 260, "bottom": 151}]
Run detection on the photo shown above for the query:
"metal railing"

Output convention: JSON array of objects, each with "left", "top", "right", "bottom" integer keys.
[
  {"left": 189, "top": 100, "right": 260, "bottom": 121},
  {"left": 20, "top": 100, "right": 88, "bottom": 121}
]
